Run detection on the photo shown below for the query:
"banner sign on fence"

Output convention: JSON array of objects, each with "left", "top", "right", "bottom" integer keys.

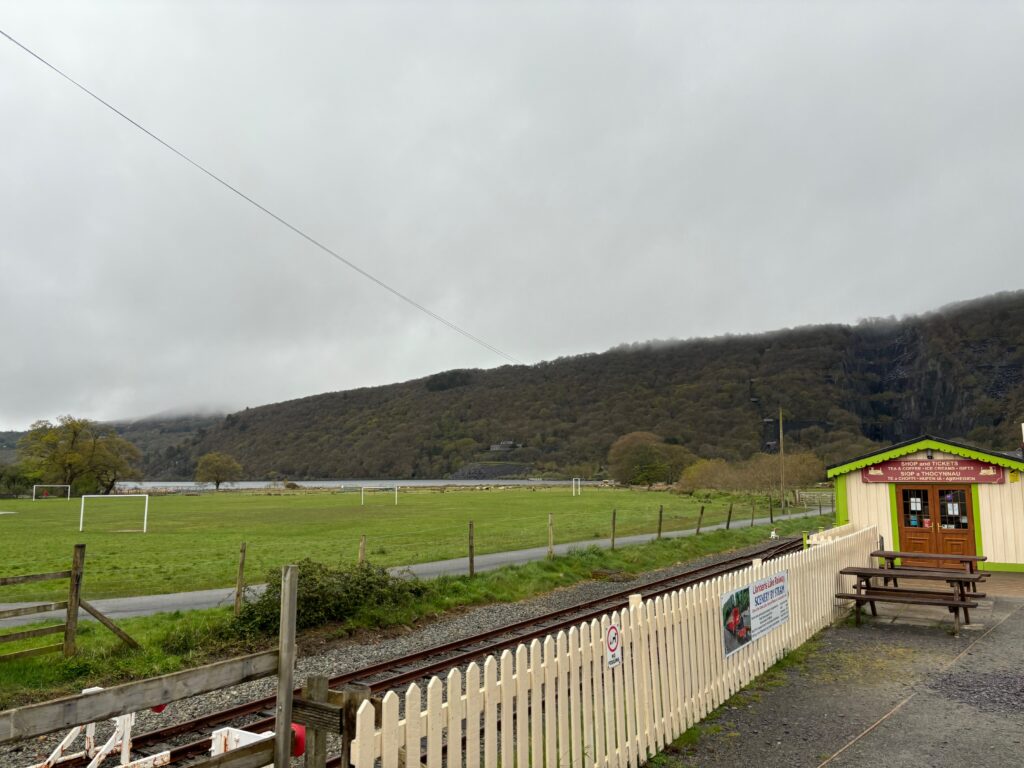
[
  {"left": 606, "top": 623, "right": 622, "bottom": 668},
  {"left": 721, "top": 570, "right": 789, "bottom": 658}
]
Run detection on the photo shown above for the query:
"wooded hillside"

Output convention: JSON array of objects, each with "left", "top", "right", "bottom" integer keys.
[{"left": 134, "top": 291, "right": 1024, "bottom": 480}]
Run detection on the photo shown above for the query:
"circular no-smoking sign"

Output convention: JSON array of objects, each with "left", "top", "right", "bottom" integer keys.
[{"left": 606, "top": 625, "right": 620, "bottom": 652}]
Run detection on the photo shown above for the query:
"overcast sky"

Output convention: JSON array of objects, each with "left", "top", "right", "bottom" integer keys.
[{"left": 1, "top": 1, "right": 1022, "bottom": 430}]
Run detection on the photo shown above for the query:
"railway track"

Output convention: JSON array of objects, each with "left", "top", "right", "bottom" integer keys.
[{"left": 58, "top": 536, "right": 804, "bottom": 767}]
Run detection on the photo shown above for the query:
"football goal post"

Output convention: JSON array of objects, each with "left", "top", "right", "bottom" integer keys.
[
  {"left": 360, "top": 486, "right": 398, "bottom": 506},
  {"left": 33, "top": 484, "right": 71, "bottom": 500},
  {"left": 79, "top": 494, "right": 150, "bottom": 533}
]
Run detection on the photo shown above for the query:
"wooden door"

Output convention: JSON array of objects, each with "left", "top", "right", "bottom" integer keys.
[
  {"left": 934, "top": 486, "right": 975, "bottom": 567},
  {"left": 897, "top": 486, "right": 937, "bottom": 565},
  {"left": 896, "top": 485, "right": 975, "bottom": 567}
]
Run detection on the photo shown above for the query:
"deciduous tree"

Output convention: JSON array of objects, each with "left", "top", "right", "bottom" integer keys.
[
  {"left": 17, "top": 416, "right": 142, "bottom": 495},
  {"left": 608, "top": 431, "right": 695, "bottom": 486},
  {"left": 195, "top": 452, "right": 244, "bottom": 490}
]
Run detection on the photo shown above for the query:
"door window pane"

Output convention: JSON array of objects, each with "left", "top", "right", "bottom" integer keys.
[
  {"left": 902, "top": 489, "right": 929, "bottom": 529},
  {"left": 938, "top": 489, "right": 968, "bottom": 529}
]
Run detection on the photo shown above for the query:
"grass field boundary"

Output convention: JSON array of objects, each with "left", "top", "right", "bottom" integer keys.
[{"left": 0, "top": 488, "right": 832, "bottom": 604}]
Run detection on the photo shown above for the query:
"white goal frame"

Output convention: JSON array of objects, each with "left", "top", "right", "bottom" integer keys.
[
  {"left": 79, "top": 494, "right": 150, "bottom": 533},
  {"left": 360, "top": 486, "right": 398, "bottom": 506},
  {"left": 572, "top": 478, "right": 583, "bottom": 496},
  {"left": 33, "top": 484, "right": 71, "bottom": 500}
]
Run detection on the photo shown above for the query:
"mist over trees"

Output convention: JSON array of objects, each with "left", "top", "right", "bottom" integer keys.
[
  {"left": 133, "top": 292, "right": 1021, "bottom": 481},
  {"left": 8, "top": 292, "right": 1015, "bottom": 484}
]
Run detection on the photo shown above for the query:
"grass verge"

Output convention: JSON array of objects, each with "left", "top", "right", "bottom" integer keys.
[{"left": 0, "top": 515, "right": 830, "bottom": 709}]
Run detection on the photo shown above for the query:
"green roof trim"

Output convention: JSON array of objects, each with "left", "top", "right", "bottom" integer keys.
[{"left": 826, "top": 436, "right": 1024, "bottom": 479}]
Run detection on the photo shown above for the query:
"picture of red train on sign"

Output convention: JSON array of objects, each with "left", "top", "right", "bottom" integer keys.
[{"left": 721, "top": 586, "right": 752, "bottom": 656}]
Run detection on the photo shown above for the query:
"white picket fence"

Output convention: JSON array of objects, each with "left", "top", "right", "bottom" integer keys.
[
  {"left": 350, "top": 526, "right": 877, "bottom": 768},
  {"left": 808, "top": 522, "right": 857, "bottom": 542}
]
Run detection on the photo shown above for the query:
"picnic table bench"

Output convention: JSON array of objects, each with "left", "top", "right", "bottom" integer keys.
[
  {"left": 837, "top": 566, "right": 981, "bottom": 635},
  {"left": 871, "top": 550, "right": 988, "bottom": 593}
]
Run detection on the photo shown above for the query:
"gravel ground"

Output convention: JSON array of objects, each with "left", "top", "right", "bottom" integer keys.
[
  {"left": 2, "top": 539, "right": 783, "bottom": 767},
  {"left": 658, "top": 593, "right": 1024, "bottom": 768}
]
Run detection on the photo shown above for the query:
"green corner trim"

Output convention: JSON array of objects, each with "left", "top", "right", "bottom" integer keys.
[
  {"left": 971, "top": 484, "right": 983, "bottom": 560},
  {"left": 980, "top": 562, "right": 1024, "bottom": 572},
  {"left": 834, "top": 475, "right": 848, "bottom": 525},
  {"left": 826, "top": 438, "right": 1024, "bottom": 479},
  {"left": 888, "top": 483, "right": 900, "bottom": 552}
]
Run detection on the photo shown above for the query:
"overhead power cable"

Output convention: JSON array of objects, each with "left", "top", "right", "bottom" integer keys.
[{"left": 0, "top": 28, "right": 522, "bottom": 366}]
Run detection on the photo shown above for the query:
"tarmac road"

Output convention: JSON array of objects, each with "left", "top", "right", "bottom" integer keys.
[{"left": 0, "top": 508, "right": 831, "bottom": 628}]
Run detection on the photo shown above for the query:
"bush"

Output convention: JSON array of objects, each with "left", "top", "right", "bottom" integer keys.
[{"left": 236, "top": 559, "right": 427, "bottom": 634}]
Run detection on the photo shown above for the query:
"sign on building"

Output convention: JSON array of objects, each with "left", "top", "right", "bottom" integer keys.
[{"left": 860, "top": 459, "right": 1004, "bottom": 484}]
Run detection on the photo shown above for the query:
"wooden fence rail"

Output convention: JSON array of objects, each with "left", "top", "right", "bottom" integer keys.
[
  {"left": 0, "top": 650, "right": 280, "bottom": 743},
  {"left": 1, "top": 564, "right": 300, "bottom": 768},
  {"left": 0, "top": 544, "right": 140, "bottom": 661},
  {"left": 0, "top": 545, "right": 85, "bottom": 661},
  {"left": 349, "top": 526, "right": 877, "bottom": 768}
]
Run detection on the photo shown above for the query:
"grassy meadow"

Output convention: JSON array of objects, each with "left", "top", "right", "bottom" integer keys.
[
  {"left": 0, "top": 486, "right": 823, "bottom": 601},
  {"left": 0, "top": 514, "right": 831, "bottom": 707}
]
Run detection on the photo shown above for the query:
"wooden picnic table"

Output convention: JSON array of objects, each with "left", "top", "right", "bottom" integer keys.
[
  {"left": 870, "top": 550, "right": 989, "bottom": 593},
  {"left": 837, "top": 566, "right": 982, "bottom": 635}
]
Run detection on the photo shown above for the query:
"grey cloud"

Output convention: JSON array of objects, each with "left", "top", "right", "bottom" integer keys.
[{"left": 1, "top": 1, "right": 1022, "bottom": 429}]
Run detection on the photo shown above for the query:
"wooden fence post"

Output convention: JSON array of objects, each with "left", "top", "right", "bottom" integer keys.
[
  {"left": 274, "top": 565, "right": 298, "bottom": 768},
  {"left": 358, "top": 535, "right": 366, "bottom": 564},
  {"left": 657, "top": 505, "right": 663, "bottom": 540},
  {"left": 725, "top": 503, "right": 733, "bottom": 530},
  {"left": 468, "top": 521, "right": 475, "bottom": 577},
  {"left": 303, "top": 675, "right": 328, "bottom": 768},
  {"left": 769, "top": 496, "right": 774, "bottom": 524},
  {"left": 234, "top": 542, "right": 247, "bottom": 617},
  {"left": 695, "top": 506, "right": 705, "bottom": 535},
  {"left": 611, "top": 509, "right": 617, "bottom": 550},
  {"left": 338, "top": 683, "right": 372, "bottom": 768},
  {"left": 63, "top": 544, "right": 85, "bottom": 657},
  {"left": 547, "top": 513, "right": 554, "bottom": 560},
  {"left": 750, "top": 499, "right": 756, "bottom": 527},
  {"left": 818, "top": 498, "right": 823, "bottom": 516}
]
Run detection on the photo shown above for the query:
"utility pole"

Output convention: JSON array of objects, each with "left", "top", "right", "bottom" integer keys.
[{"left": 779, "top": 406, "right": 786, "bottom": 512}]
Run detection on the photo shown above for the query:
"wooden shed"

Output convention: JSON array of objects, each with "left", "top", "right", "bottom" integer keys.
[{"left": 827, "top": 435, "right": 1024, "bottom": 571}]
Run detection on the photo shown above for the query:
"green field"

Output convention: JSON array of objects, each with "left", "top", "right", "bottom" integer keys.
[{"left": 0, "top": 487, "right": 819, "bottom": 601}]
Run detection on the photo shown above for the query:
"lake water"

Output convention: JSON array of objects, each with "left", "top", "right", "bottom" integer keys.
[{"left": 116, "top": 478, "right": 594, "bottom": 491}]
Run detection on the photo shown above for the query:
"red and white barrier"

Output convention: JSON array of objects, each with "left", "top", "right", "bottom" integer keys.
[
  {"left": 29, "top": 688, "right": 170, "bottom": 768},
  {"left": 210, "top": 724, "right": 305, "bottom": 766}
]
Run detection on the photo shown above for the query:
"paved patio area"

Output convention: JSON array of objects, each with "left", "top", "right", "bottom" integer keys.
[{"left": 657, "top": 575, "right": 1024, "bottom": 768}]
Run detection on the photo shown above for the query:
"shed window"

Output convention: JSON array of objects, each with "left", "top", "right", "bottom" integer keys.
[
  {"left": 901, "top": 489, "right": 929, "bottom": 528},
  {"left": 938, "top": 488, "right": 969, "bottom": 529}
]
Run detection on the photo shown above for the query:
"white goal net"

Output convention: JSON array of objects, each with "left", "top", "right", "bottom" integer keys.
[
  {"left": 79, "top": 494, "right": 150, "bottom": 533},
  {"left": 33, "top": 484, "right": 71, "bottom": 500}
]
